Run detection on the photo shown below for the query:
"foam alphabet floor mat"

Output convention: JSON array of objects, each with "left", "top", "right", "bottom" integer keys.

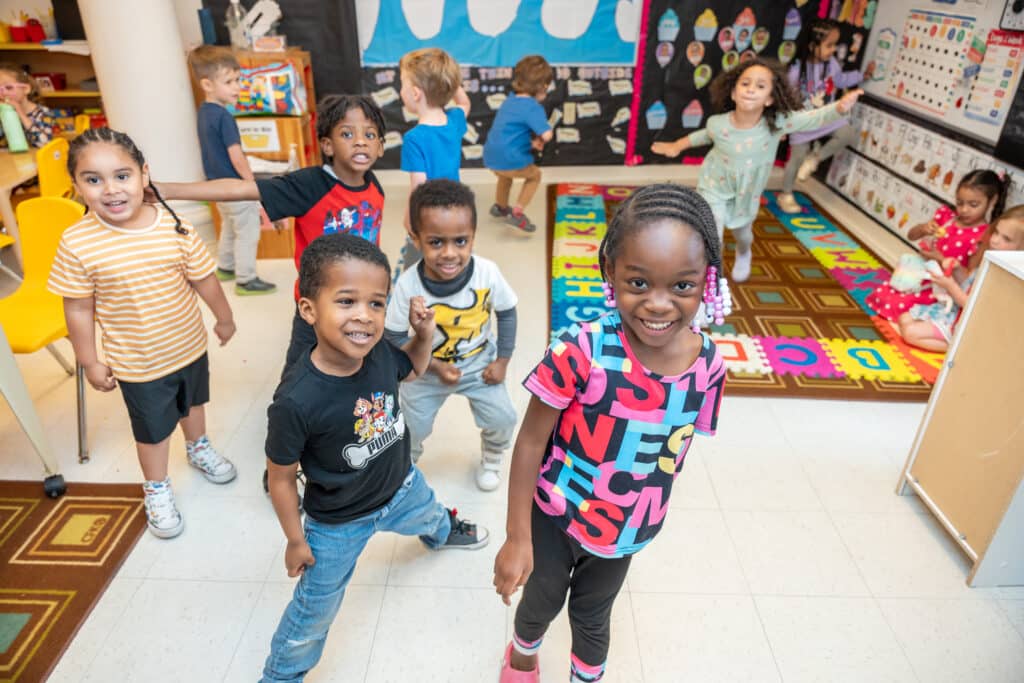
[{"left": 546, "top": 183, "right": 938, "bottom": 402}]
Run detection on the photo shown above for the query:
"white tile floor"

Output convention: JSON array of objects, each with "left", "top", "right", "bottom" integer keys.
[{"left": 3, "top": 169, "right": 1023, "bottom": 682}]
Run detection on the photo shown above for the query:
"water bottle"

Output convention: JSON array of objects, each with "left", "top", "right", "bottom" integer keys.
[
  {"left": 287, "top": 143, "right": 299, "bottom": 171},
  {"left": 225, "top": 0, "right": 248, "bottom": 50},
  {"left": 0, "top": 103, "right": 28, "bottom": 153}
]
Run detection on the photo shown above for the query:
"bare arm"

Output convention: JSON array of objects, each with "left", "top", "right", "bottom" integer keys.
[
  {"left": 401, "top": 295, "right": 436, "bottom": 378},
  {"left": 191, "top": 273, "right": 236, "bottom": 345},
  {"left": 404, "top": 173, "right": 428, "bottom": 231},
  {"left": 493, "top": 397, "right": 562, "bottom": 604},
  {"left": 226, "top": 143, "right": 255, "bottom": 181},
  {"left": 152, "top": 178, "right": 260, "bottom": 203},
  {"left": 63, "top": 296, "right": 116, "bottom": 391},
  {"left": 651, "top": 135, "right": 693, "bottom": 157},
  {"left": 907, "top": 220, "right": 938, "bottom": 241},
  {"left": 267, "top": 459, "right": 315, "bottom": 577},
  {"left": 452, "top": 86, "right": 471, "bottom": 116}
]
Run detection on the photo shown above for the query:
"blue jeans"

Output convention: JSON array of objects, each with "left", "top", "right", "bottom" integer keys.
[{"left": 261, "top": 466, "right": 451, "bottom": 682}]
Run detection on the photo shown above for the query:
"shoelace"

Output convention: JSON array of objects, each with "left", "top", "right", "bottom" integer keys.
[
  {"left": 449, "top": 509, "right": 475, "bottom": 537},
  {"left": 145, "top": 488, "right": 178, "bottom": 522}
]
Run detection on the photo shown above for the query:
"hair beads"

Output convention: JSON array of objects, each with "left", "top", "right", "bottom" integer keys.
[
  {"left": 602, "top": 281, "right": 616, "bottom": 308},
  {"left": 692, "top": 265, "right": 733, "bottom": 333}
]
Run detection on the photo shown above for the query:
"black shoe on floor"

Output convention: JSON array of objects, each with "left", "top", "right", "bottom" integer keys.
[
  {"left": 235, "top": 277, "right": 277, "bottom": 296},
  {"left": 490, "top": 203, "right": 510, "bottom": 218},
  {"left": 440, "top": 508, "right": 490, "bottom": 550}
]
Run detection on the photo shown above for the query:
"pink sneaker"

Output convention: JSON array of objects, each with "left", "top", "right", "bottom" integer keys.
[{"left": 499, "top": 642, "right": 539, "bottom": 682}]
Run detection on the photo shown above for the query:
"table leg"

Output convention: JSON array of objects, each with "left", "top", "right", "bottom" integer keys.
[{"left": 0, "top": 190, "right": 21, "bottom": 267}]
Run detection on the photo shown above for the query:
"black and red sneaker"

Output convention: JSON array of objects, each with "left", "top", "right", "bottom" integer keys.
[{"left": 441, "top": 508, "right": 490, "bottom": 550}]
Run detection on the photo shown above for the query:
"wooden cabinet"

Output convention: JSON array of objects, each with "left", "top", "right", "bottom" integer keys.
[
  {"left": 896, "top": 252, "right": 1024, "bottom": 586},
  {"left": 0, "top": 42, "right": 102, "bottom": 134}
]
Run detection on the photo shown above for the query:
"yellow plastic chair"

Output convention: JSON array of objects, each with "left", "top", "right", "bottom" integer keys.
[
  {"left": 0, "top": 196, "right": 89, "bottom": 462},
  {"left": 37, "top": 138, "right": 73, "bottom": 199},
  {"left": 74, "top": 114, "right": 90, "bottom": 135}
]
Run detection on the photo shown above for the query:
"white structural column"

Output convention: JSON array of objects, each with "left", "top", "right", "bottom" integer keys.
[{"left": 77, "top": 0, "right": 212, "bottom": 233}]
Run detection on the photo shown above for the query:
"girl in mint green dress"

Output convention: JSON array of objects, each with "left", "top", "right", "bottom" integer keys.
[{"left": 652, "top": 57, "right": 862, "bottom": 282}]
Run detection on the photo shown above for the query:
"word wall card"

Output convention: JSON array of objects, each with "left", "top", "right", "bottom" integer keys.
[{"left": 887, "top": 10, "right": 975, "bottom": 117}]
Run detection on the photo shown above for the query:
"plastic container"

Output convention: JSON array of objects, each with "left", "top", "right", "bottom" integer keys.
[
  {"left": 32, "top": 72, "right": 66, "bottom": 91},
  {"left": 0, "top": 103, "right": 29, "bottom": 152},
  {"left": 225, "top": 0, "right": 248, "bottom": 50}
]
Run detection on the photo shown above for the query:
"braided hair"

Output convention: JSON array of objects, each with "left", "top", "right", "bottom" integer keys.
[
  {"left": 599, "top": 183, "right": 732, "bottom": 330},
  {"left": 68, "top": 127, "right": 185, "bottom": 234}
]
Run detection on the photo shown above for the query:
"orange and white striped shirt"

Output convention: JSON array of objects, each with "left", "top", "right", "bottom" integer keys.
[{"left": 48, "top": 207, "right": 217, "bottom": 382}]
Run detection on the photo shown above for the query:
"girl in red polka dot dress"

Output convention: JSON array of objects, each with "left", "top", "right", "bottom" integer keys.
[{"left": 867, "top": 170, "right": 1009, "bottom": 322}]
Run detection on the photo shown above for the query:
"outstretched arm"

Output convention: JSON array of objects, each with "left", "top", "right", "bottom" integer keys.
[{"left": 151, "top": 178, "right": 260, "bottom": 203}]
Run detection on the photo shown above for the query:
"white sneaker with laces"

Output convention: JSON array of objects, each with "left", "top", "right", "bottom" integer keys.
[
  {"left": 476, "top": 450, "right": 503, "bottom": 492},
  {"left": 143, "top": 477, "right": 184, "bottom": 539},
  {"left": 186, "top": 435, "right": 237, "bottom": 484},
  {"left": 797, "top": 154, "right": 820, "bottom": 181}
]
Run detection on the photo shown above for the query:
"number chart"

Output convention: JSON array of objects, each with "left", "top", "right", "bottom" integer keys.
[{"left": 887, "top": 10, "right": 975, "bottom": 117}]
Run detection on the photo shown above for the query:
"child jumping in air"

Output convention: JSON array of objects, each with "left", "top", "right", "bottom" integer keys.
[
  {"left": 483, "top": 54, "right": 554, "bottom": 233},
  {"left": 867, "top": 169, "right": 1008, "bottom": 321},
  {"left": 48, "top": 128, "right": 237, "bottom": 539},
  {"left": 0, "top": 62, "right": 55, "bottom": 148},
  {"left": 189, "top": 45, "right": 276, "bottom": 295},
  {"left": 261, "top": 232, "right": 488, "bottom": 682},
  {"left": 398, "top": 47, "right": 472, "bottom": 266},
  {"left": 651, "top": 57, "right": 862, "bottom": 282},
  {"left": 384, "top": 180, "right": 519, "bottom": 491},
  {"left": 898, "top": 205, "right": 1024, "bottom": 352},
  {"left": 776, "top": 19, "right": 874, "bottom": 214},
  {"left": 493, "top": 184, "right": 728, "bottom": 683}
]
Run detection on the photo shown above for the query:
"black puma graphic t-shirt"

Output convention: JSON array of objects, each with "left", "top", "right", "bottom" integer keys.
[{"left": 265, "top": 340, "right": 413, "bottom": 523}]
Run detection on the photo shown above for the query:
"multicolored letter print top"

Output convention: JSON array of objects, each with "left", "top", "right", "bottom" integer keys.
[{"left": 524, "top": 311, "right": 725, "bottom": 558}]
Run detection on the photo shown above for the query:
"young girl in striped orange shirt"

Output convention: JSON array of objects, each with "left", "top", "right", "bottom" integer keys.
[{"left": 48, "top": 128, "right": 237, "bottom": 539}]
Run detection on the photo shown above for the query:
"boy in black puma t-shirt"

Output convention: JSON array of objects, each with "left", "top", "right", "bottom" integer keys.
[{"left": 261, "top": 233, "right": 488, "bottom": 682}]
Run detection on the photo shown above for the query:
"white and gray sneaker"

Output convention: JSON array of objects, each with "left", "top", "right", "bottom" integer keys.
[
  {"left": 186, "top": 435, "right": 237, "bottom": 484},
  {"left": 143, "top": 477, "right": 184, "bottom": 539},
  {"left": 476, "top": 450, "right": 503, "bottom": 492}
]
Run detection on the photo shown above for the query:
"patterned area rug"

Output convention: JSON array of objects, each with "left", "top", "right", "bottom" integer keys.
[
  {"left": 0, "top": 481, "right": 146, "bottom": 681},
  {"left": 546, "top": 183, "right": 938, "bottom": 402}
]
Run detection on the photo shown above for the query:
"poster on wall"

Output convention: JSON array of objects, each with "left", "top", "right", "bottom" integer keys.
[
  {"left": 626, "top": 0, "right": 873, "bottom": 165},
  {"left": 357, "top": 0, "right": 639, "bottom": 66},
  {"left": 964, "top": 30, "right": 1024, "bottom": 130},
  {"left": 885, "top": 9, "right": 976, "bottom": 118}
]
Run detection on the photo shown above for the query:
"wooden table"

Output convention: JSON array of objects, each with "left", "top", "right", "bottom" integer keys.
[{"left": 0, "top": 150, "right": 39, "bottom": 267}]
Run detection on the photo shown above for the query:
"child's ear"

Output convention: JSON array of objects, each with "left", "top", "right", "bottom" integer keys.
[
  {"left": 140, "top": 162, "right": 150, "bottom": 188},
  {"left": 319, "top": 137, "right": 333, "bottom": 160},
  {"left": 199, "top": 77, "right": 213, "bottom": 95},
  {"left": 297, "top": 297, "right": 317, "bottom": 326}
]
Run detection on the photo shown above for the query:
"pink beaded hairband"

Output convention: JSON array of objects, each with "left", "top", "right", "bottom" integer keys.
[{"left": 601, "top": 266, "right": 733, "bottom": 333}]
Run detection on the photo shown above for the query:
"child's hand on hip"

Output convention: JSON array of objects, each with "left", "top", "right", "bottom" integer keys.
[
  {"left": 837, "top": 89, "right": 864, "bottom": 114},
  {"left": 435, "top": 362, "right": 462, "bottom": 385},
  {"left": 482, "top": 357, "right": 509, "bottom": 385},
  {"left": 408, "top": 296, "right": 436, "bottom": 340},
  {"left": 494, "top": 539, "right": 534, "bottom": 606},
  {"left": 285, "top": 539, "right": 315, "bottom": 577},
  {"left": 84, "top": 362, "right": 117, "bottom": 392},
  {"left": 214, "top": 319, "right": 236, "bottom": 345}
]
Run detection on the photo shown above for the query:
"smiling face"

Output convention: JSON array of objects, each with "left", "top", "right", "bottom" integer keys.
[
  {"left": 71, "top": 142, "right": 150, "bottom": 229},
  {"left": 605, "top": 218, "right": 708, "bottom": 357},
  {"left": 731, "top": 64, "right": 775, "bottom": 114},
  {"left": 299, "top": 257, "right": 390, "bottom": 372},
  {"left": 321, "top": 106, "right": 384, "bottom": 186},
  {"left": 412, "top": 205, "right": 475, "bottom": 281}
]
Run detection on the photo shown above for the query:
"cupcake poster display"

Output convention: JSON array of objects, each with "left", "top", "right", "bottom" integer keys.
[
  {"left": 628, "top": 1, "right": 827, "bottom": 165},
  {"left": 886, "top": 10, "right": 977, "bottom": 117}
]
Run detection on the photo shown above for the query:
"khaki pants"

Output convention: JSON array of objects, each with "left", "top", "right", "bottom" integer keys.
[{"left": 492, "top": 164, "right": 542, "bottom": 209}]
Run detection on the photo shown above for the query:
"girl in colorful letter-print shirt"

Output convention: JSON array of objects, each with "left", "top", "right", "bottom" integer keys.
[{"left": 493, "top": 185, "right": 728, "bottom": 683}]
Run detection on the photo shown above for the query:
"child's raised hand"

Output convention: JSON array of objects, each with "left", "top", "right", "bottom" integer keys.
[
  {"left": 482, "top": 357, "right": 509, "bottom": 385},
  {"left": 84, "top": 361, "right": 117, "bottom": 392},
  {"left": 214, "top": 319, "right": 236, "bottom": 346},
  {"left": 837, "top": 89, "right": 864, "bottom": 114},
  {"left": 284, "top": 539, "right": 315, "bottom": 578},
  {"left": 493, "top": 539, "right": 534, "bottom": 606},
  {"left": 531, "top": 137, "right": 546, "bottom": 151},
  {"left": 408, "top": 296, "right": 436, "bottom": 340}
]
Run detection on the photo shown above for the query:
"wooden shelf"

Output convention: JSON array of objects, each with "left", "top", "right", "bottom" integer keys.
[
  {"left": 0, "top": 42, "right": 48, "bottom": 50},
  {"left": 38, "top": 89, "right": 100, "bottom": 99}
]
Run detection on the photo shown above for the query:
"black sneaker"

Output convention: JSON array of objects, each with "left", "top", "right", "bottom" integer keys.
[
  {"left": 505, "top": 212, "right": 537, "bottom": 233},
  {"left": 440, "top": 508, "right": 490, "bottom": 550},
  {"left": 235, "top": 277, "right": 277, "bottom": 296},
  {"left": 490, "top": 203, "right": 510, "bottom": 218}
]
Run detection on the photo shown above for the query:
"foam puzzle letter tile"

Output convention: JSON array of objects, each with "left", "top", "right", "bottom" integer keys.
[
  {"left": 793, "top": 229, "right": 860, "bottom": 251},
  {"left": 710, "top": 333, "right": 772, "bottom": 374},
  {"left": 552, "top": 256, "right": 603, "bottom": 280},
  {"left": 811, "top": 247, "right": 882, "bottom": 270},
  {"left": 871, "top": 316, "right": 943, "bottom": 384},
  {"left": 551, "top": 300, "right": 607, "bottom": 328},
  {"left": 819, "top": 338, "right": 922, "bottom": 383},
  {"left": 755, "top": 336, "right": 844, "bottom": 378},
  {"left": 551, "top": 278, "right": 606, "bottom": 305},
  {"left": 553, "top": 220, "right": 606, "bottom": 242}
]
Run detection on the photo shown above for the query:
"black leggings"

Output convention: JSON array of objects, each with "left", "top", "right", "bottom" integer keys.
[{"left": 513, "top": 504, "right": 631, "bottom": 682}]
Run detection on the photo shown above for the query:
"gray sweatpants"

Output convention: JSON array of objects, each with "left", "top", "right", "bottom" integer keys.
[
  {"left": 216, "top": 200, "right": 262, "bottom": 282},
  {"left": 399, "top": 343, "right": 517, "bottom": 462}
]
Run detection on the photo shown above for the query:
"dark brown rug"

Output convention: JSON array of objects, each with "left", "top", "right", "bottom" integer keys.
[
  {"left": 547, "top": 183, "right": 936, "bottom": 402},
  {"left": 0, "top": 481, "right": 146, "bottom": 681}
]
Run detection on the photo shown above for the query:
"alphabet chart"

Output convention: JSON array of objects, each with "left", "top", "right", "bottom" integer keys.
[{"left": 887, "top": 10, "right": 976, "bottom": 117}]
